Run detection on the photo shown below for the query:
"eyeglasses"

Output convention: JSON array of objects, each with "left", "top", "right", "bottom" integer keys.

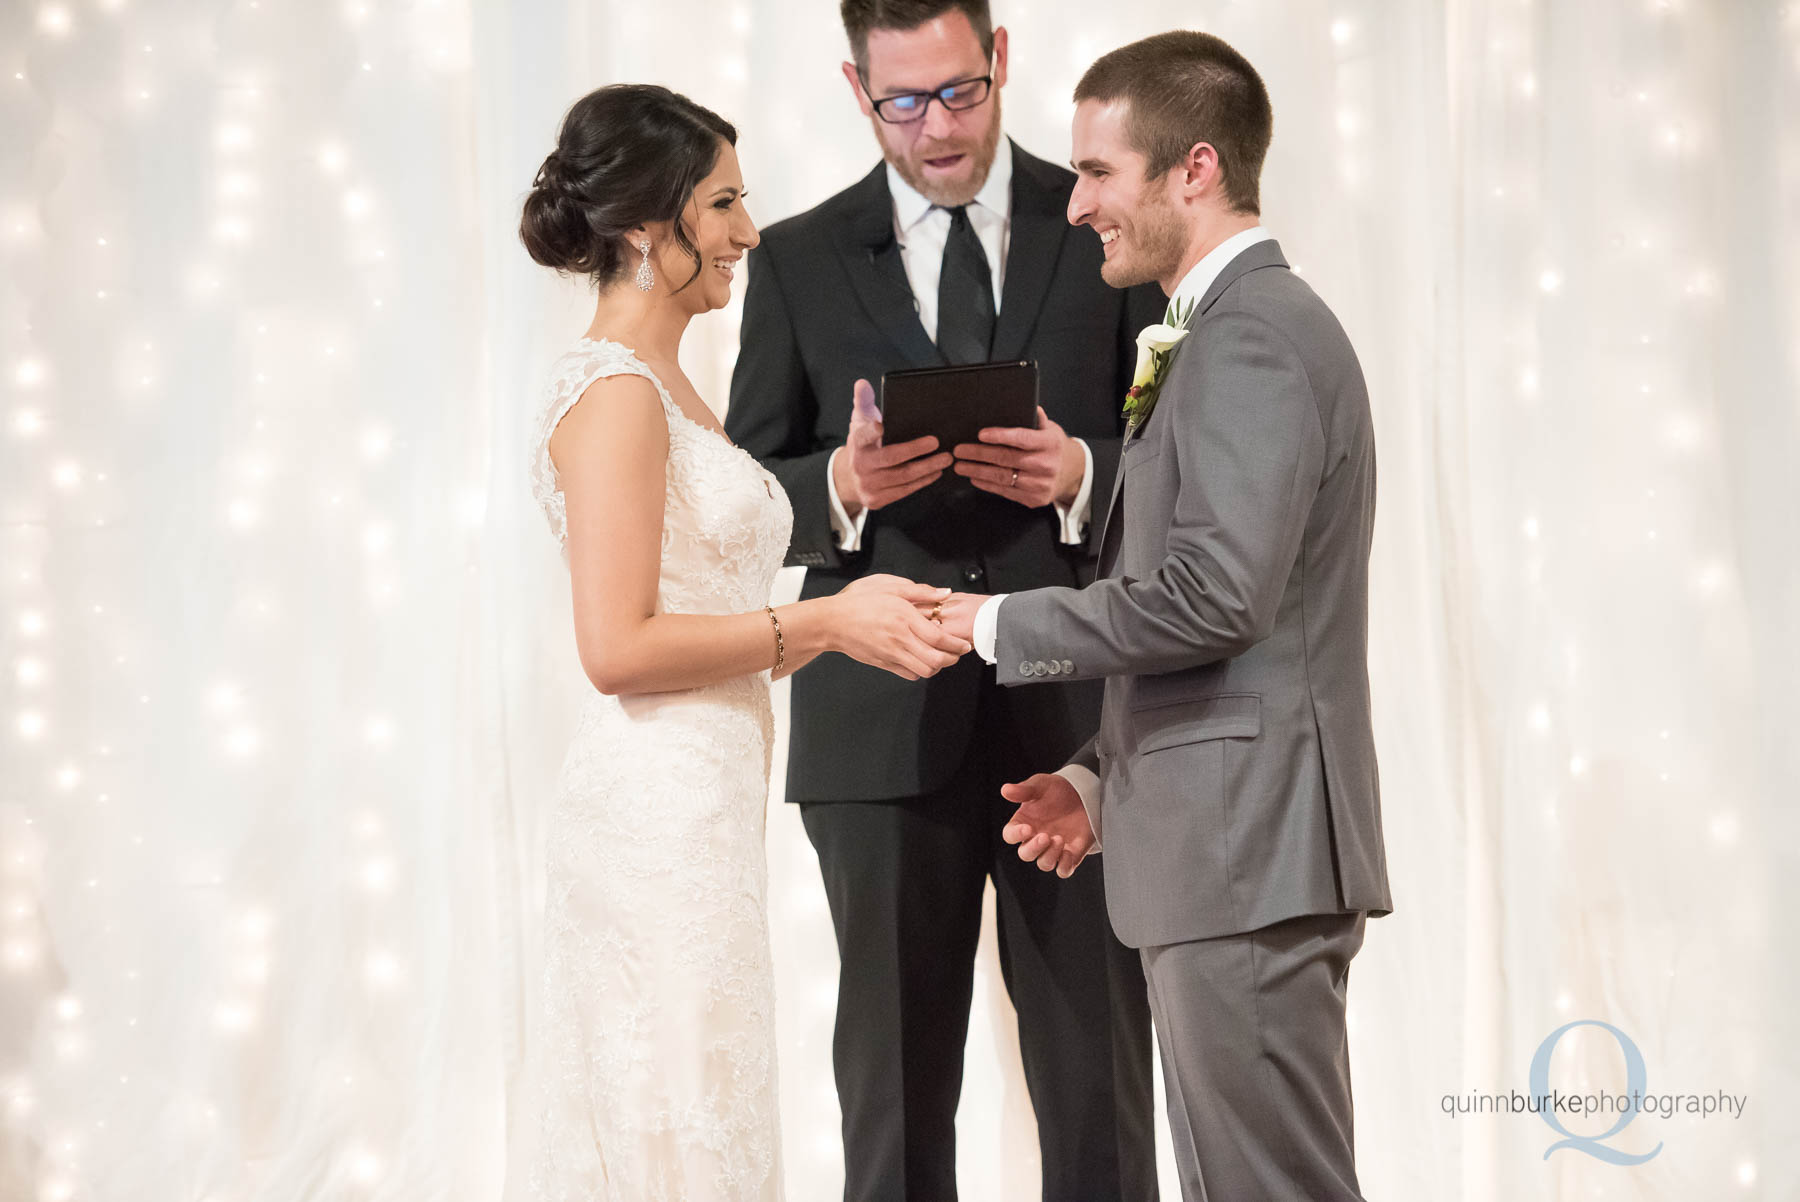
[{"left": 859, "top": 64, "right": 994, "bottom": 125}]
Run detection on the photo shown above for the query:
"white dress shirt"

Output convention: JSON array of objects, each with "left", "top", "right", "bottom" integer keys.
[
  {"left": 968, "top": 225, "right": 1276, "bottom": 847},
  {"left": 825, "top": 139, "right": 1094, "bottom": 550}
]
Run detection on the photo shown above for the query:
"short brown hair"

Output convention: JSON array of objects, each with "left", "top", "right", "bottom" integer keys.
[
  {"left": 840, "top": 0, "right": 993, "bottom": 72},
  {"left": 1074, "top": 31, "right": 1271, "bottom": 215}
]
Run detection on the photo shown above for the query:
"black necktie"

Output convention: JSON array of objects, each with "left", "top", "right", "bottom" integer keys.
[{"left": 936, "top": 204, "right": 995, "bottom": 364}]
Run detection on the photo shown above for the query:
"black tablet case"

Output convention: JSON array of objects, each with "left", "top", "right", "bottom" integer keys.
[{"left": 878, "top": 360, "right": 1040, "bottom": 451}]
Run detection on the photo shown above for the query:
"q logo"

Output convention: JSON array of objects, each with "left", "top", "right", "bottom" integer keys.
[{"left": 1529, "top": 1019, "right": 1663, "bottom": 1164}]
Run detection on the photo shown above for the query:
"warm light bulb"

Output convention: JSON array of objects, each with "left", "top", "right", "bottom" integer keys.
[
  {"left": 361, "top": 858, "right": 395, "bottom": 893},
  {"left": 225, "top": 724, "right": 260, "bottom": 757},
  {"left": 37, "top": 5, "right": 73, "bottom": 37},
  {"left": 366, "top": 951, "right": 402, "bottom": 989},
  {"left": 215, "top": 1000, "right": 256, "bottom": 1033},
  {"left": 241, "top": 907, "right": 273, "bottom": 941}
]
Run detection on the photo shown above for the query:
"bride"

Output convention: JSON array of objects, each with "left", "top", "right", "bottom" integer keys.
[{"left": 518, "top": 85, "right": 970, "bottom": 1199}]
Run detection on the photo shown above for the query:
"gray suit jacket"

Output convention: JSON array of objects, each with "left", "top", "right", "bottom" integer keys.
[{"left": 995, "top": 240, "right": 1392, "bottom": 948}]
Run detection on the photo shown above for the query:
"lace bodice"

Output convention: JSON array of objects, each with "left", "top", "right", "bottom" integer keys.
[{"left": 530, "top": 337, "right": 792, "bottom": 616}]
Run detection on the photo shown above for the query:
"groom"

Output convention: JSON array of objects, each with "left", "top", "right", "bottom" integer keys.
[{"left": 940, "top": 31, "right": 1393, "bottom": 1201}]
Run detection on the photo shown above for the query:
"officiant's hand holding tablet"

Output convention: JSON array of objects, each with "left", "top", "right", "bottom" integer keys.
[
  {"left": 832, "top": 378, "right": 955, "bottom": 515},
  {"left": 875, "top": 361, "right": 1087, "bottom": 510}
]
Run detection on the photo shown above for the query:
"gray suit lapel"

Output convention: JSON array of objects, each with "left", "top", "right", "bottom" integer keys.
[{"left": 1088, "top": 239, "right": 1292, "bottom": 570}]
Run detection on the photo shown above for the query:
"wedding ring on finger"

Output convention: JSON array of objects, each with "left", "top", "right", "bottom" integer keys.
[
  {"left": 929, "top": 599, "right": 944, "bottom": 624},
  {"left": 1010, "top": 467, "right": 1019, "bottom": 488}
]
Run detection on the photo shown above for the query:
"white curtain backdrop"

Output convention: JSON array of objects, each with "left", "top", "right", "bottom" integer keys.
[{"left": 2, "top": 1, "right": 1795, "bottom": 1199}]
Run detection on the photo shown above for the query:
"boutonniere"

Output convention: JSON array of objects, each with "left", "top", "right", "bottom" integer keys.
[{"left": 1123, "top": 296, "right": 1196, "bottom": 433}]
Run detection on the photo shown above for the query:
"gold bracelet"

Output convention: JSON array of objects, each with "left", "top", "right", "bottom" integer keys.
[{"left": 764, "top": 604, "right": 784, "bottom": 675}]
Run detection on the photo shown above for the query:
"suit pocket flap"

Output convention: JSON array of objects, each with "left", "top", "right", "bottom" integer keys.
[{"left": 1134, "top": 693, "right": 1261, "bottom": 755}]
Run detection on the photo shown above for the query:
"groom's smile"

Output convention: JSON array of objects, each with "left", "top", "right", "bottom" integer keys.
[{"left": 1068, "top": 98, "right": 1190, "bottom": 289}]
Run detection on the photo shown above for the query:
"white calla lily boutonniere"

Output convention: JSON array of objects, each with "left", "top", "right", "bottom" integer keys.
[{"left": 1123, "top": 296, "right": 1197, "bottom": 433}]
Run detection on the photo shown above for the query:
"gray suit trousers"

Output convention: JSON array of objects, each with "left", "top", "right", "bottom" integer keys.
[{"left": 1141, "top": 911, "right": 1367, "bottom": 1201}]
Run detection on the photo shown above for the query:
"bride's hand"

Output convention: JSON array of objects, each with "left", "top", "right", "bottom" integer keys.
[
  {"left": 827, "top": 578, "right": 970, "bottom": 679},
  {"left": 842, "top": 573, "right": 958, "bottom": 618},
  {"left": 841, "top": 573, "right": 938, "bottom": 605}
]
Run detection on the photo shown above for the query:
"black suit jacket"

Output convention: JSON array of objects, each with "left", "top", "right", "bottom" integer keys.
[{"left": 726, "top": 140, "right": 1164, "bottom": 803}]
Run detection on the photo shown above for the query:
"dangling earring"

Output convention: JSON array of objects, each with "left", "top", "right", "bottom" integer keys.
[{"left": 634, "top": 239, "right": 654, "bottom": 292}]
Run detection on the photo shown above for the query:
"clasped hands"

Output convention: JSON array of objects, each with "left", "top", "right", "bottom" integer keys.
[{"left": 832, "top": 378, "right": 1084, "bottom": 516}]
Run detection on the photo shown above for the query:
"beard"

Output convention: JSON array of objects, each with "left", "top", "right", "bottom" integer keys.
[
  {"left": 1100, "top": 174, "right": 1189, "bottom": 289},
  {"left": 877, "top": 95, "right": 1005, "bottom": 208}
]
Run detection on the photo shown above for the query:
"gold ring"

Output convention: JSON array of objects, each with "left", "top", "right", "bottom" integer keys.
[
  {"left": 1010, "top": 467, "right": 1019, "bottom": 487},
  {"left": 930, "top": 599, "right": 944, "bottom": 624}
]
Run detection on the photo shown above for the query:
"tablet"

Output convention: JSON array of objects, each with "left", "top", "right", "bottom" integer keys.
[{"left": 879, "top": 360, "right": 1039, "bottom": 451}]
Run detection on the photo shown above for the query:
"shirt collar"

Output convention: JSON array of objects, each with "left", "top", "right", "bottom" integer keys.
[
  {"left": 888, "top": 136, "right": 1014, "bottom": 236},
  {"left": 1165, "top": 225, "right": 1275, "bottom": 313}
]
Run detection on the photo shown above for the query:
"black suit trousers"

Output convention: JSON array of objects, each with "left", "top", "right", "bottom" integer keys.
[{"left": 800, "top": 665, "right": 1158, "bottom": 1202}]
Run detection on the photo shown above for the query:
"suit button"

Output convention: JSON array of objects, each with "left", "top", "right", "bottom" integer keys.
[
  {"left": 1019, "top": 660, "right": 1035, "bottom": 677},
  {"left": 1061, "top": 660, "right": 1074, "bottom": 674},
  {"left": 1033, "top": 660, "right": 1049, "bottom": 675},
  {"left": 1046, "top": 660, "right": 1062, "bottom": 675},
  {"left": 962, "top": 564, "right": 983, "bottom": 586}
]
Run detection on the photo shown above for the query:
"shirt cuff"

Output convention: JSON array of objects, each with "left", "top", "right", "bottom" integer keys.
[
  {"left": 1050, "top": 438, "right": 1094, "bottom": 545},
  {"left": 973, "top": 592, "right": 1009, "bottom": 665},
  {"left": 825, "top": 447, "right": 869, "bottom": 552},
  {"left": 1054, "top": 762, "right": 1102, "bottom": 851}
]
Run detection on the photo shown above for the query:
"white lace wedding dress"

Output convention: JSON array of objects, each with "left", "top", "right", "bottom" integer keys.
[{"left": 522, "top": 338, "right": 793, "bottom": 1201}]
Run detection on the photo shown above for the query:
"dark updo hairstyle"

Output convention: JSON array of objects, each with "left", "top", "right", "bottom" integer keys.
[{"left": 520, "top": 84, "right": 738, "bottom": 293}]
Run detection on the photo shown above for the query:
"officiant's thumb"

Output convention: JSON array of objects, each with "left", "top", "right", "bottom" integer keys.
[{"left": 851, "top": 378, "right": 881, "bottom": 424}]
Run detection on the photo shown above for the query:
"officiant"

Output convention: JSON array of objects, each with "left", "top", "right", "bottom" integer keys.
[{"left": 724, "top": 2, "right": 1163, "bottom": 1198}]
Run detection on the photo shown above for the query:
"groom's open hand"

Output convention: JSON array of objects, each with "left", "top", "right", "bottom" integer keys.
[{"left": 1000, "top": 773, "right": 1095, "bottom": 879}]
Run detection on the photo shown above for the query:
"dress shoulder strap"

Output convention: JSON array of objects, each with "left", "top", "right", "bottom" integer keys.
[{"left": 529, "top": 339, "right": 677, "bottom": 550}]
